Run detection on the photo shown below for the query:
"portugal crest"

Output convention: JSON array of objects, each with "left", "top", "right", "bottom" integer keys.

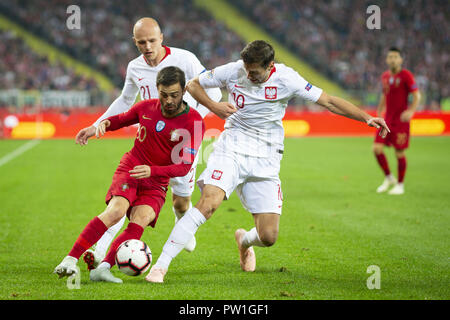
[{"left": 155, "top": 120, "right": 166, "bottom": 132}]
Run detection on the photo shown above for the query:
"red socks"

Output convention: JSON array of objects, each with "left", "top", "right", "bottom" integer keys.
[
  {"left": 375, "top": 153, "right": 391, "bottom": 176},
  {"left": 102, "top": 222, "right": 144, "bottom": 266},
  {"left": 398, "top": 157, "right": 407, "bottom": 183},
  {"left": 68, "top": 217, "right": 108, "bottom": 259}
]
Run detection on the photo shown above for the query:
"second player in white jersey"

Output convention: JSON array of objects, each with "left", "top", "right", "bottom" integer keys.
[{"left": 94, "top": 46, "right": 220, "bottom": 127}]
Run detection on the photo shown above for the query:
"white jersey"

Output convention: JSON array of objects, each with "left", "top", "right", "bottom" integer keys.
[
  {"left": 94, "top": 46, "right": 221, "bottom": 127},
  {"left": 199, "top": 60, "right": 323, "bottom": 157}
]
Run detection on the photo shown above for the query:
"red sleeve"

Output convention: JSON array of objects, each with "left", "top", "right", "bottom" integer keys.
[
  {"left": 150, "top": 114, "right": 205, "bottom": 178},
  {"left": 106, "top": 101, "right": 142, "bottom": 131},
  {"left": 404, "top": 70, "right": 418, "bottom": 93},
  {"left": 150, "top": 163, "right": 192, "bottom": 179}
]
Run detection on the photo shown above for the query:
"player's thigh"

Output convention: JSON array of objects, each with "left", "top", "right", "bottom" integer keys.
[
  {"left": 237, "top": 179, "right": 283, "bottom": 215},
  {"left": 197, "top": 150, "right": 241, "bottom": 200},
  {"left": 99, "top": 196, "right": 130, "bottom": 227},
  {"left": 253, "top": 213, "right": 280, "bottom": 247},
  {"left": 129, "top": 205, "right": 156, "bottom": 228}
]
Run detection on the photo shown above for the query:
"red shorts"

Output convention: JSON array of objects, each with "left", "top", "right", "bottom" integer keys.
[
  {"left": 374, "top": 123, "right": 410, "bottom": 150},
  {"left": 105, "top": 152, "right": 167, "bottom": 228}
]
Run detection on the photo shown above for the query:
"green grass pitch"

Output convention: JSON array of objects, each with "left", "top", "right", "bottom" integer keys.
[{"left": 0, "top": 136, "right": 449, "bottom": 300}]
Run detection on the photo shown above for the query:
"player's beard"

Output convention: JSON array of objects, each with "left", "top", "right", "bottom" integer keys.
[{"left": 162, "top": 100, "right": 184, "bottom": 117}]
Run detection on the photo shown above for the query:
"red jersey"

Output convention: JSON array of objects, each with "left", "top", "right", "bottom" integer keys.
[
  {"left": 381, "top": 69, "right": 418, "bottom": 126},
  {"left": 106, "top": 99, "right": 205, "bottom": 186}
]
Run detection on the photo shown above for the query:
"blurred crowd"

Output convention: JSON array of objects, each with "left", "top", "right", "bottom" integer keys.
[
  {"left": 0, "top": 0, "right": 245, "bottom": 91},
  {"left": 0, "top": 0, "right": 448, "bottom": 109},
  {"left": 0, "top": 30, "right": 98, "bottom": 91},
  {"left": 231, "top": 0, "right": 449, "bottom": 109}
]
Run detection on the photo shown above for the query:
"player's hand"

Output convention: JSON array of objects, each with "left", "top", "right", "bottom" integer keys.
[
  {"left": 75, "top": 125, "right": 96, "bottom": 145},
  {"left": 400, "top": 110, "right": 414, "bottom": 122},
  {"left": 211, "top": 101, "right": 237, "bottom": 120},
  {"left": 366, "top": 117, "right": 390, "bottom": 138},
  {"left": 129, "top": 165, "right": 151, "bottom": 179},
  {"left": 95, "top": 120, "right": 110, "bottom": 139}
]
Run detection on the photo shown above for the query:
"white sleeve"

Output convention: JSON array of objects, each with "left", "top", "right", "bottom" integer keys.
[
  {"left": 184, "top": 51, "right": 207, "bottom": 81},
  {"left": 204, "top": 87, "right": 222, "bottom": 102},
  {"left": 92, "top": 64, "right": 139, "bottom": 127},
  {"left": 288, "top": 69, "right": 323, "bottom": 103},
  {"left": 198, "top": 62, "right": 235, "bottom": 89}
]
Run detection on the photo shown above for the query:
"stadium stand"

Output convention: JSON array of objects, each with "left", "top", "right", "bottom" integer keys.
[
  {"left": 0, "top": 30, "right": 98, "bottom": 92},
  {"left": 229, "top": 0, "right": 449, "bottom": 109},
  {"left": 0, "top": 0, "right": 245, "bottom": 88},
  {"left": 0, "top": 0, "right": 447, "bottom": 110}
]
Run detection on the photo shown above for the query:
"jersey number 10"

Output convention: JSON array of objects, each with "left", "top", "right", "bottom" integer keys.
[{"left": 232, "top": 93, "right": 245, "bottom": 109}]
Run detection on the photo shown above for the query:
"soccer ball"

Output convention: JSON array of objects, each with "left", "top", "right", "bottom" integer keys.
[{"left": 115, "top": 239, "right": 152, "bottom": 276}]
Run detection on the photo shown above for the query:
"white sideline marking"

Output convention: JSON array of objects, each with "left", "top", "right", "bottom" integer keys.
[{"left": 0, "top": 139, "right": 41, "bottom": 168}]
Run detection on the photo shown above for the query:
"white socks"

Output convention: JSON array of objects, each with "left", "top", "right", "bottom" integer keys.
[
  {"left": 95, "top": 215, "right": 126, "bottom": 258},
  {"left": 155, "top": 207, "right": 206, "bottom": 270},
  {"left": 241, "top": 227, "right": 265, "bottom": 248}
]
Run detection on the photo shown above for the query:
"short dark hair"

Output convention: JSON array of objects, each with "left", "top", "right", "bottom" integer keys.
[
  {"left": 156, "top": 66, "right": 186, "bottom": 89},
  {"left": 240, "top": 40, "right": 275, "bottom": 68},
  {"left": 388, "top": 47, "right": 402, "bottom": 55}
]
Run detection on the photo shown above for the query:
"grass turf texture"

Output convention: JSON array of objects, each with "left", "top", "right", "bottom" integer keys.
[{"left": 0, "top": 136, "right": 449, "bottom": 300}]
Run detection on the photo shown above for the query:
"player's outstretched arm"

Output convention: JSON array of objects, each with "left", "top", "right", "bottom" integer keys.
[
  {"left": 316, "top": 91, "right": 390, "bottom": 138},
  {"left": 186, "top": 77, "right": 236, "bottom": 119}
]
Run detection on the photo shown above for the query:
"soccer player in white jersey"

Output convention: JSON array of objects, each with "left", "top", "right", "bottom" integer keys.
[
  {"left": 74, "top": 18, "right": 231, "bottom": 271},
  {"left": 146, "top": 40, "right": 390, "bottom": 283}
]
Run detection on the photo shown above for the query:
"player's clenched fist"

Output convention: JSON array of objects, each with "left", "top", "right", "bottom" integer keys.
[
  {"left": 211, "top": 101, "right": 237, "bottom": 120},
  {"left": 129, "top": 165, "right": 151, "bottom": 179},
  {"left": 96, "top": 120, "right": 111, "bottom": 138}
]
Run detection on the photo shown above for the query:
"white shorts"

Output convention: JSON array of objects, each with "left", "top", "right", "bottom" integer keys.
[
  {"left": 169, "top": 145, "right": 201, "bottom": 197},
  {"left": 197, "top": 146, "right": 283, "bottom": 214}
]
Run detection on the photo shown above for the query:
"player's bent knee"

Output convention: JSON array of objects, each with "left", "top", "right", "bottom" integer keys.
[
  {"left": 373, "top": 144, "right": 384, "bottom": 155},
  {"left": 259, "top": 230, "right": 278, "bottom": 247},
  {"left": 100, "top": 202, "right": 128, "bottom": 227},
  {"left": 172, "top": 195, "right": 191, "bottom": 214},
  {"left": 395, "top": 149, "right": 406, "bottom": 158},
  {"left": 129, "top": 206, "right": 155, "bottom": 228}
]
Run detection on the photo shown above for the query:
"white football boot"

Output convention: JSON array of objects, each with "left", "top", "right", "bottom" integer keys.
[
  {"left": 376, "top": 175, "right": 396, "bottom": 193},
  {"left": 54, "top": 256, "right": 79, "bottom": 278},
  {"left": 83, "top": 248, "right": 105, "bottom": 271},
  {"left": 90, "top": 266, "right": 123, "bottom": 283},
  {"left": 388, "top": 183, "right": 405, "bottom": 195}
]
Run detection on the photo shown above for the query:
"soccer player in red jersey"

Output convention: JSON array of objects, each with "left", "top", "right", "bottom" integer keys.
[
  {"left": 54, "top": 66, "right": 205, "bottom": 283},
  {"left": 374, "top": 47, "right": 421, "bottom": 195}
]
